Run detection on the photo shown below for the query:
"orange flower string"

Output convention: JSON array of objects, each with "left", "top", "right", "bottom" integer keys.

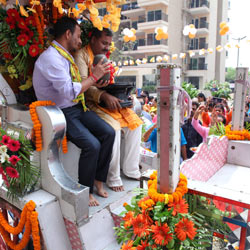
[
  {"left": 0, "top": 200, "right": 41, "bottom": 250},
  {"left": 29, "top": 101, "right": 68, "bottom": 153},
  {"left": 148, "top": 171, "right": 188, "bottom": 204},
  {"left": 225, "top": 124, "right": 250, "bottom": 140}
]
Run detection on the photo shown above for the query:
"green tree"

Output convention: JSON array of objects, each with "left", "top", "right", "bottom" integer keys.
[
  {"left": 225, "top": 67, "right": 236, "bottom": 82},
  {"left": 204, "top": 80, "right": 232, "bottom": 99},
  {"left": 181, "top": 82, "right": 199, "bottom": 99}
]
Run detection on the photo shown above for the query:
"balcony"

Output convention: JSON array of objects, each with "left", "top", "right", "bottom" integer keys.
[
  {"left": 138, "top": 13, "right": 168, "bottom": 31},
  {"left": 122, "top": 38, "right": 168, "bottom": 55},
  {"left": 188, "top": 43, "right": 208, "bottom": 50},
  {"left": 188, "top": 63, "right": 208, "bottom": 70},
  {"left": 195, "top": 21, "right": 209, "bottom": 35},
  {"left": 121, "top": 2, "right": 145, "bottom": 18},
  {"left": 138, "top": 0, "right": 169, "bottom": 7},
  {"left": 188, "top": 0, "right": 210, "bottom": 15}
]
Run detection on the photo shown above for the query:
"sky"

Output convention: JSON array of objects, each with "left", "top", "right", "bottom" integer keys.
[{"left": 226, "top": 0, "right": 250, "bottom": 68}]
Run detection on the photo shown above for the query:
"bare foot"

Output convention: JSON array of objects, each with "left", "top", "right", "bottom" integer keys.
[
  {"left": 94, "top": 180, "right": 109, "bottom": 198},
  {"left": 110, "top": 186, "right": 124, "bottom": 192},
  {"left": 89, "top": 194, "right": 99, "bottom": 206}
]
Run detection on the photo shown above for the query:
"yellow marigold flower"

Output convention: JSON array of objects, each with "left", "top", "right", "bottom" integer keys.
[
  {"left": 20, "top": 5, "right": 29, "bottom": 17},
  {"left": 164, "top": 194, "right": 169, "bottom": 204},
  {"left": 0, "top": 0, "right": 6, "bottom": 5},
  {"left": 30, "top": 0, "right": 40, "bottom": 5},
  {"left": 53, "top": 0, "right": 61, "bottom": 8},
  {"left": 77, "top": 3, "right": 86, "bottom": 12}
]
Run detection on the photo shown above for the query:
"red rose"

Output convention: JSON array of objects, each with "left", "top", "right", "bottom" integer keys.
[
  {"left": 7, "top": 9, "right": 20, "bottom": 20},
  {"left": 29, "top": 44, "right": 39, "bottom": 57},
  {"left": 25, "top": 16, "right": 36, "bottom": 27},
  {"left": 17, "top": 34, "right": 29, "bottom": 46},
  {"left": 18, "top": 18, "right": 28, "bottom": 30}
]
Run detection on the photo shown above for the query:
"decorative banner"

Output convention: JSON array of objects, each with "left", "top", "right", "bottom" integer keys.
[
  {"left": 183, "top": 24, "right": 197, "bottom": 39},
  {"left": 123, "top": 28, "right": 136, "bottom": 42},
  {"left": 155, "top": 27, "right": 168, "bottom": 40},
  {"left": 219, "top": 21, "right": 229, "bottom": 36}
]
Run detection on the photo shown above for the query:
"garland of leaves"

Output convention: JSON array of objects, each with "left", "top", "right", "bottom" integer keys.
[{"left": 80, "top": 20, "right": 94, "bottom": 48}]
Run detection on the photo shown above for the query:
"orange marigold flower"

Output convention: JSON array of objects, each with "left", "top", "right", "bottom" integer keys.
[
  {"left": 123, "top": 202, "right": 128, "bottom": 207},
  {"left": 168, "top": 198, "right": 189, "bottom": 216},
  {"left": 123, "top": 211, "right": 134, "bottom": 229},
  {"left": 151, "top": 221, "right": 173, "bottom": 246},
  {"left": 175, "top": 218, "right": 197, "bottom": 241},
  {"left": 137, "top": 240, "right": 149, "bottom": 250},
  {"left": 132, "top": 214, "right": 150, "bottom": 237},
  {"left": 120, "top": 240, "right": 136, "bottom": 250}
]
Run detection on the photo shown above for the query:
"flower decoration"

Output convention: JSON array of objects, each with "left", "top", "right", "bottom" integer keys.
[
  {"left": 123, "top": 28, "right": 136, "bottom": 42},
  {"left": 149, "top": 57, "right": 155, "bottom": 63},
  {"left": 156, "top": 56, "right": 162, "bottom": 63},
  {"left": 135, "top": 59, "right": 141, "bottom": 65},
  {"left": 189, "top": 50, "right": 195, "bottom": 57},
  {"left": 155, "top": 26, "right": 168, "bottom": 40},
  {"left": 216, "top": 45, "right": 223, "bottom": 52},
  {"left": 207, "top": 48, "right": 213, "bottom": 54},
  {"left": 142, "top": 58, "right": 147, "bottom": 64},
  {"left": 115, "top": 171, "right": 212, "bottom": 249},
  {"left": 0, "top": 128, "right": 40, "bottom": 200},
  {"left": 162, "top": 54, "right": 169, "bottom": 62},
  {"left": 219, "top": 21, "right": 229, "bottom": 36},
  {"left": 183, "top": 24, "right": 197, "bottom": 39},
  {"left": 199, "top": 48, "right": 206, "bottom": 55},
  {"left": 179, "top": 53, "right": 186, "bottom": 59},
  {"left": 225, "top": 124, "right": 250, "bottom": 140},
  {"left": 0, "top": 6, "right": 46, "bottom": 99},
  {"left": 172, "top": 54, "right": 178, "bottom": 60}
]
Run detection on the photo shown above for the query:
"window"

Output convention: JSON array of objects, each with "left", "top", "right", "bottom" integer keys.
[
  {"left": 147, "top": 34, "right": 154, "bottom": 45},
  {"left": 132, "top": 21, "right": 138, "bottom": 29},
  {"left": 190, "top": 38, "right": 199, "bottom": 50},
  {"left": 147, "top": 10, "right": 162, "bottom": 22},
  {"left": 199, "top": 38, "right": 206, "bottom": 49},
  {"left": 190, "top": 58, "right": 198, "bottom": 70},
  {"left": 115, "top": 76, "right": 136, "bottom": 83},
  {"left": 188, "top": 77, "right": 199, "bottom": 88},
  {"left": 143, "top": 75, "right": 156, "bottom": 86}
]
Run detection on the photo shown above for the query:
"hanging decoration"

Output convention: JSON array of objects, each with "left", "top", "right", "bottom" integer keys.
[
  {"left": 156, "top": 56, "right": 163, "bottom": 63},
  {"left": 216, "top": 45, "right": 223, "bottom": 52},
  {"left": 123, "top": 28, "right": 136, "bottom": 42},
  {"left": 219, "top": 21, "right": 229, "bottom": 36},
  {"left": 150, "top": 57, "right": 155, "bottom": 63},
  {"left": 162, "top": 55, "right": 169, "bottom": 62},
  {"left": 142, "top": 58, "right": 148, "bottom": 64},
  {"left": 172, "top": 54, "right": 178, "bottom": 60},
  {"left": 155, "top": 27, "right": 168, "bottom": 40},
  {"left": 199, "top": 49, "right": 206, "bottom": 55},
  {"left": 188, "top": 51, "right": 195, "bottom": 57},
  {"left": 207, "top": 48, "right": 213, "bottom": 54},
  {"left": 135, "top": 59, "right": 142, "bottom": 65},
  {"left": 183, "top": 24, "right": 197, "bottom": 39},
  {"left": 179, "top": 53, "right": 186, "bottom": 59}
]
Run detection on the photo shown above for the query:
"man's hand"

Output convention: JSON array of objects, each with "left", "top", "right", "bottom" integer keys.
[
  {"left": 100, "top": 92, "right": 122, "bottom": 110},
  {"left": 92, "top": 58, "right": 110, "bottom": 81},
  {"left": 94, "top": 80, "right": 110, "bottom": 88}
]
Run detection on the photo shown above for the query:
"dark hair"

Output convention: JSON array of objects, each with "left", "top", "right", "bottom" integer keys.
[
  {"left": 217, "top": 114, "right": 226, "bottom": 125},
  {"left": 148, "top": 96, "right": 154, "bottom": 102},
  {"left": 92, "top": 28, "right": 113, "bottom": 39},
  {"left": 192, "top": 101, "right": 199, "bottom": 109},
  {"left": 54, "top": 17, "right": 79, "bottom": 39},
  {"left": 215, "top": 103, "right": 225, "bottom": 113},
  {"left": 198, "top": 93, "right": 206, "bottom": 102},
  {"left": 209, "top": 102, "right": 215, "bottom": 108},
  {"left": 142, "top": 90, "right": 149, "bottom": 99},
  {"left": 154, "top": 97, "right": 157, "bottom": 102}
]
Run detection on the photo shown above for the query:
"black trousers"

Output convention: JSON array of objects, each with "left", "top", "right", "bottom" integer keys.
[{"left": 62, "top": 104, "right": 115, "bottom": 193}]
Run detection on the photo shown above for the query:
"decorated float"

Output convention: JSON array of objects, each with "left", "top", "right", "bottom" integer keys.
[{"left": 0, "top": 0, "right": 250, "bottom": 249}]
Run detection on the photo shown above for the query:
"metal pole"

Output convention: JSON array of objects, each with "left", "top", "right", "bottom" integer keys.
[{"left": 232, "top": 36, "right": 247, "bottom": 68}]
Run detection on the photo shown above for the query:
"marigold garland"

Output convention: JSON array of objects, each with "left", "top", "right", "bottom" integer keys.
[
  {"left": 148, "top": 171, "right": 188, "bottom": 204},
  {"left": 0, "top": 200, "right": 41, "bottom": 250},
  {"left": 29, "top": 101, "right": 68, "bottom": 153},
  {"left": 225, "top": 124, "right": 250, "bottom": 140}
]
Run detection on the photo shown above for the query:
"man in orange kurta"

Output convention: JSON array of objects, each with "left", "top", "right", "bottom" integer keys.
[{"left": 75, "top": 28, "right": 142, "bottom": 192}]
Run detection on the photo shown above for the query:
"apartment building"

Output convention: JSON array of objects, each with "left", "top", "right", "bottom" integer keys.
[{"left": 114, "top": 0, "right": 228, "bottom": 90}]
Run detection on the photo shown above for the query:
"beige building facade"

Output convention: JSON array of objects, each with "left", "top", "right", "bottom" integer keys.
[{"left": 115, "top": 0, "right": 228, "bottom": 90}]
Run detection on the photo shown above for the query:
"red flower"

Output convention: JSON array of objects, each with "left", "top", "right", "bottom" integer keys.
[
  {"left": 3, "top": 53, "right": 13, "bottom": 60},
  {"left": 0, "top": 167, "right": 4, "bottom": 175},
  {"left": 17, "top": 34, "right": 29, "bottom": 46},
  {"left": 1, "top": 135, "right": 10, "bottom": 145},
  {"left": 88, "top": 31, "right": 92, "bottom": 38},
  {"left": 18, "top": 18, "right": 28, "bottom": 30},
  {"left": 131, "top": 214, "right": 150, "bottom": 237},
  {"left": 24, "top": 29, "right": 34, "bottom": 40},
  {"left": 5, "top": 167, "right": 19, "bottom": 178},
  {"left": 25, "top": 16, "right": 36, "bottom": 27},
  {"left": 29, "top": 44, "right": 39, "bottom": 57},
  {"left": 123, "top": 211, "right": 134, "bottom": 229},
  {"left": 5, "top": 16, "right": 15, "bottom": 29},
  {"left": 151, "top": 221, "right": 173, "bottom": 246},
  {"left": 106, "top": 51, "right": 111, "bottom": 59},
  {"left": 120, "top": 240, "right": 136, "bottom": 250},
  {"left": 7, "top": 9, "right": 20, "bottom": 20},
  {"left": 9, "top": 155, "right": 21, "bottom": 166},
  {"left": 175, "top": 218, "right": 197, "bottom": 241},
  {"left": 168, "top": 198, "right": 189, "bottom": 216},
  {"left": 7, "top": 139, "right": 21, "bottom": 152},
  {"left": 137, "top": 240, "right": 149, "bottom": 250}
]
